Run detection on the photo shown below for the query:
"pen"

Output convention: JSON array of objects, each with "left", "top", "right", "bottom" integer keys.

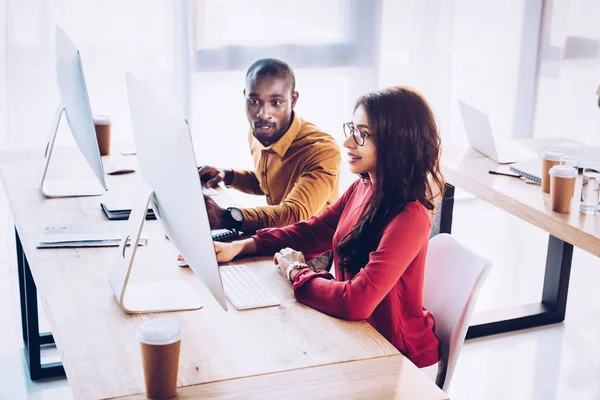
[{"left": 488, "top": 170, "right": 522, "bottom": 179}]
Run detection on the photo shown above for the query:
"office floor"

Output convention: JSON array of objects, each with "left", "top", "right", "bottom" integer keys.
[{"left": 0, "top": 188, "right": 599, "bottom": 399}]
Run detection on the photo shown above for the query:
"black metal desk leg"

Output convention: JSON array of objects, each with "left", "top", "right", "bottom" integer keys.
[
  {"left": 431, "top": 184, "right": 455, "bottom": 238},
  {"left": 16, "top": 230, "right": 28, "bottom": 345},
  {"left": 15, "top": 228, "right": 65, "bottom": 380},
  {"left": 467, "top": 234, "right": 574, "bottom": 338},
  {"left": 541, "top": 235, "right": 573, "bottom": 321}
]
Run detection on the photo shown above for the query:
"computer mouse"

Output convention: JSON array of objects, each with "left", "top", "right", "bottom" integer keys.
[
  {"left": 120, "top": 148, "right": 137, "bottom": 156},
  {"left": 106, "top": 165, "right": 136, "bottom": 175},
  {"left": 176, "top": 255, "right": 189, "bottom": 268}
]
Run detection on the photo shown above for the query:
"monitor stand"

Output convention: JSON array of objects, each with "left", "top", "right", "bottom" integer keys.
[
  {"left": 109, "top": 183, "right": 203, "bottom": 313},
  {"left": 40, "top": 105, "right": 106, "bottom": 198}
]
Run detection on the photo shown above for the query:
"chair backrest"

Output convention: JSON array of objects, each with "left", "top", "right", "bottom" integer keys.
[{"left": 423, "top": 233, "right": 492, "bottom": 392}]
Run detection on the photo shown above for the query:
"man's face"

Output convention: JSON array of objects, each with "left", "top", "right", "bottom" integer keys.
[{"left": 244, "top": 74, "right": 298, "bottom": 146}]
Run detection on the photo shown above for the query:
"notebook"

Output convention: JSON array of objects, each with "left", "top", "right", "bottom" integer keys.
[
  {"left": 103, "top": 203, "right": 241, "bottom": 242},
  {"left": 101, "top": 187, "right": 218, "bottom": 221},
  {"left": 37, "top": 222, "right": 147, "bottom": 248},
  {"left": 509, "top": 159, "right": 542, "bottom": 184},
  {"left": 101, "top": 202, "right": 156, "bottom": 221},
  {"left": 211, "top": 229, "right": 243, "bottom": 242}
]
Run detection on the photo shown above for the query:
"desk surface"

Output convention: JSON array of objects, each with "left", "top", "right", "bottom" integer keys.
[
  {"left": 122, "top": 355, "right": 448, "bottom": 400},
  {"left": 442, "top": 138, "right": 600, "bottom": 256},
  {"left": 0, "top": 148, "right": 445, "bottom": 399}
]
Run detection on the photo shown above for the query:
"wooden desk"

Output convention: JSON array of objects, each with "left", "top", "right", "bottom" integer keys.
[
  {"left": 122, "top": 355, "right": 448, "bottom": 400},
  {"left": 442, "top": 137, "right": 600, "bottom": 338},
  {"left": 0, "top": 148, "right": 446, "bottom": 399}
]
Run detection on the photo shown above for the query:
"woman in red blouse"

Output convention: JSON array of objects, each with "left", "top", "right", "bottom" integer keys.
[{"left": 212, "top": 86, "right": 445, "bottom": 370}]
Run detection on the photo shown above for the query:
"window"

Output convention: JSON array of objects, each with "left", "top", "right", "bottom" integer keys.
[{"left": 192, "top": 0, "right": 381, "bottom": 71}]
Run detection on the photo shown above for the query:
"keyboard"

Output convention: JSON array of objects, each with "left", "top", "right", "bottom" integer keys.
[
  {"left": 202, "top": 187, "right": 218, "bottom": 196},
  {"left": 220, "top": 264, "right": 280, "bottom": 310}
]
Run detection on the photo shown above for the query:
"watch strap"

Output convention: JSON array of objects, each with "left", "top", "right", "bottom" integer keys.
[
  {"left": 286, "top": 262, "right": 309, "bottom": 283},
  {"left": 224, "top": 169, "right": 234, "bottom": 186}
]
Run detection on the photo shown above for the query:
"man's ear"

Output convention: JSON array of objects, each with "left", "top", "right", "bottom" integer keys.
[
  {"left": 243, "top": 88, "right": 246, "bottom": 97},
  {"left": 291, "top": 91, "right": 299, "bottom": 108}
]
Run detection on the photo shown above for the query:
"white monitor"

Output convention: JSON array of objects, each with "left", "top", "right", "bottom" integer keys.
[
  {"left": 109, "top": 72, "right": 228, "bottom": 313},
  {"left": 40, "top": 26, "right": 107, "bottom": 197}
]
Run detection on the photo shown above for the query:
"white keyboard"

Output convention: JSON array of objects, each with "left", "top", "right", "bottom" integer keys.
[
  {"left": 220, "top": 264, "right": 280, "bottom": 310},
  {"left": 202, "top": 187, "right": 218, "bottom": 196}
]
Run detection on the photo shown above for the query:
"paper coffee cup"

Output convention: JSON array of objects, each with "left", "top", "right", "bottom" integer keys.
[
  {"left": 137, "top": 318, "right": 182, "bottom": 399},
  {"left": 93, "top": 114, "right": 112, "bottom": 156},
  {"left": 541, "top": 148, "right": 564, "bottom": 193},
  {"left": 549, "top": 165, "right": 577, "bottom": 213}
]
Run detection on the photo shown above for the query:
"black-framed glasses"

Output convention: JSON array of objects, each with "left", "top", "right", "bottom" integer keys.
[{"left": 343, "top": 122, "right": 371, "bottom": 146}]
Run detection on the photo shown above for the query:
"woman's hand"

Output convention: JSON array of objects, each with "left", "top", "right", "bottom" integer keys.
[
  {"left": 214, "top": 241, "right": 240, "bottom": 262},
  {"left": 177, "top": 238, "right": 257, "bottom": 266},
  {"left": 177, "top": 242, "right": 239, "bottom": 264},
  {"left": 273, "top": 247, "right": 306, "bottom": 277}
]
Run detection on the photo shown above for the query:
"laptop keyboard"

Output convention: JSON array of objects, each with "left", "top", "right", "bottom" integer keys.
[{"left": 220, "top": 264, "right": 280, "bottom": 310}]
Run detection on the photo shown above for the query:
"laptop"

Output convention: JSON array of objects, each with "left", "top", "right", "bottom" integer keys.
[
  {"left": 555, "top": 143, "right": 600, "bottom": 167},
  {"left": 458, "top": 100, "right": 533, "bottom": 164}
]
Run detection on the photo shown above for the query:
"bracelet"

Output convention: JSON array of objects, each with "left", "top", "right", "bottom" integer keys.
[{"left": 286, "top": 262, "right": 309, "bottom": 284}]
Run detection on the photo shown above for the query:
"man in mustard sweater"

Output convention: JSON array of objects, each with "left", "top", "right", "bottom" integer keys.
[{"left": 199, "top": 58, "right": 341, "bottom": 234}]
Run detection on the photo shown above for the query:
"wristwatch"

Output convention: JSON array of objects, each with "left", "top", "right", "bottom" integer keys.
[
  {"left": 286, "top": 262, "right": 309, "bottom": 283},
  {"left": 226, "top": 207, "right": 244, "bottom": 230}
]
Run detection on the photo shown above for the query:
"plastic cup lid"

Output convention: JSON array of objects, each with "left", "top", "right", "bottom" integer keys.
[
  {"left": 540, "top": 148, "right": 564, "bottom": 161},
  {"left": 560, "top": 155, "right": 579, "bottom": 162},
  {"left": 93, "top": 114, "right": 111, "bottom": 125},
  {"left": 137, "top": 318, "right": 182, "bottom": 345},
  {"left": 549, "top": 165, "right": 577, "bottom": 178}
]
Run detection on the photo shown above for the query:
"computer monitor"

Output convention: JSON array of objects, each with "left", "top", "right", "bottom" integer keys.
[
  {"left": 40, "top": 25, "right": 107, "bottom": 197},
  {"left": 108, "top": 72, "right": 228, "bottom": 313}
]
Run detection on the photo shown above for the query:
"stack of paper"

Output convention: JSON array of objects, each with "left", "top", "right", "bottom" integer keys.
[{"left": 37, "top": 221, "right": 147, "bottom": 248}]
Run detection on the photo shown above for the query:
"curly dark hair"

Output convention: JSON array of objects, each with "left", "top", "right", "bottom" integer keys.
[{"left": 337, "top": 86, "right": 445, "bottom": 274}]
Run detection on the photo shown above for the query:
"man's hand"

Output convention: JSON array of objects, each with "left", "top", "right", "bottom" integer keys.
[
  {"left": 204, "top": 195, "right": 227, "bottom": 229},
  {"left": 199, "top": 166, "right": 226, "bottom": 188},
  {"left": 273, "top": 247, "right": 306, "bottom": 277}
]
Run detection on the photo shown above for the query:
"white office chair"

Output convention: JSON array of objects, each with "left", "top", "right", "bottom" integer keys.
[{"left": 423, "top": 233, "right": 492, "bottom": 393}]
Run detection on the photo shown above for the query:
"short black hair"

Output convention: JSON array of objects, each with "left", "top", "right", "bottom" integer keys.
[{"left": 245, "top": 58, "right": 296, "bottom": 92}]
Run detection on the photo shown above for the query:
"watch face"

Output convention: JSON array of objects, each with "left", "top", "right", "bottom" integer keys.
[{"left": 229, "top": 207, "right": 243, "bottom": 223}]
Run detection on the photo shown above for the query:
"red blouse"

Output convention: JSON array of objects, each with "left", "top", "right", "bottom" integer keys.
[{"left": 253, "top": 179, "right": 439, "bottom": 368}]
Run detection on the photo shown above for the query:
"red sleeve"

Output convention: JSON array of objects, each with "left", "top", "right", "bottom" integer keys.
[
  {"left": 252, "top": 180, "right": 360, "bottom": 260},
  {"left": 291, "top": 202, "right": 432, "bottom": 320}
]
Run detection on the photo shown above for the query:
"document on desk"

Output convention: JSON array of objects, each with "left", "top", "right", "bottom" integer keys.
[{"left": 37, "top": 221, "right": 147, "bottom": 248}]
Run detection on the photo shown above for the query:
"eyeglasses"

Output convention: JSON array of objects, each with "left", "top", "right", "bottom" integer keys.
[{"left": 343, "top": 122, "right": 371, "bottom": 146}]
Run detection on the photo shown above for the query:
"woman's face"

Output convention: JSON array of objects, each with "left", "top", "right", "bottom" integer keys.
[{"left": 343, "top": 105, "right": 377, "bottom": 178}]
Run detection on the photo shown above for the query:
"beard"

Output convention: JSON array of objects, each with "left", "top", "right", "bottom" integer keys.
[
  {"left": 252, "top": 122, "right": 286, "bottom": 146},
  {"left": 250, "top": 111, "right": 294, "bottom": 146}
]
